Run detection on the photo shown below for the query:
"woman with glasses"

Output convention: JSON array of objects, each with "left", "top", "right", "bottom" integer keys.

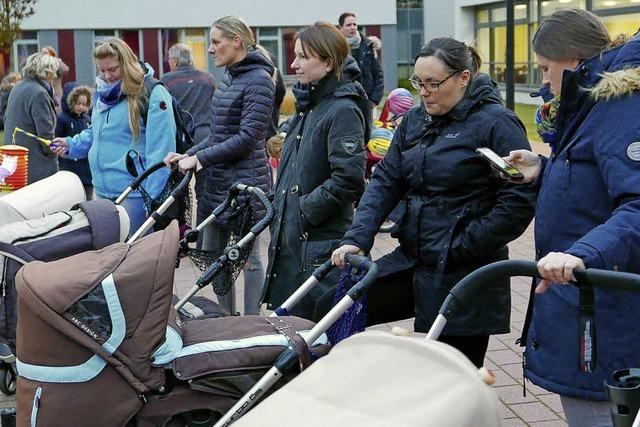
[
  {"left": 332, "top": 37, "right": 537, "bottom": 367},
  {"left": 52, "top": 38, "right": 176, "bottom": 233}
]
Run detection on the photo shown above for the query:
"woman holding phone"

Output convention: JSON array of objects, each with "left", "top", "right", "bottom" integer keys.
[
  {"left": 332, "top": 37, "right": 537, "bottom": 367},
  {"left": 506, "top": 10, "right": 640, "bottom": 426}
]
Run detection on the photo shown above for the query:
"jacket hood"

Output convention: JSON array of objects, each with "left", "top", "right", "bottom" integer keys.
[
  {"left": 447, "top": 73, "right": 503, "bottom": 121},
  {"left": 228, "top": 50, "right": 275, "bottom": 77},
  {"left": 143, "top": 62, "right": 155, "bottom": 79},
  {"left": 61, "top": 81, "right": 78, "bottom": 114},
  {"left": 589, "top": 33, "right": 640, "bottom": 101}
]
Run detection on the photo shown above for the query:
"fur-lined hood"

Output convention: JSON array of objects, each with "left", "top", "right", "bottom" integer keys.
[{"left": 590, "top": 33, "right": 640, "bottom": 101}]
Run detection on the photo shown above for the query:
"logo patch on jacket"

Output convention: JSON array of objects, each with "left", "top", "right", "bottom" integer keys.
[
  {"left": 627, "top": 142, "right": 640, "bottom": 161},
  {"left": 341, "top": 136, "right": 359, "bottom": 155},
  {"left": 159, "top": 101, "right": 168, "bottom": 110}
]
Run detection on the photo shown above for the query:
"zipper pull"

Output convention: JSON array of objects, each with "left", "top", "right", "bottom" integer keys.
[{"left": 522, "top": 354, "right": 527, "bottom": 397}]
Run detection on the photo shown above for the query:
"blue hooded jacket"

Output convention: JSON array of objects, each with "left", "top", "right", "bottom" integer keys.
[
  {"left": 525, "top": 33, "right": 640, "bottom": 400},
  {"left": 67, "top": 63, "right": 176, "bottom": 200}
]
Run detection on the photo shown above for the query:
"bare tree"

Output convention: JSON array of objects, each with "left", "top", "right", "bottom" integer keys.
[{"left": 0, "top": 0, "right": 37, "bottom": 60}]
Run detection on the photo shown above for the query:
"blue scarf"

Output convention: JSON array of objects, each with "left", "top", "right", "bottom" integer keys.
[{"left": 95, "top": 76, "right": 123, "bottom": 113}]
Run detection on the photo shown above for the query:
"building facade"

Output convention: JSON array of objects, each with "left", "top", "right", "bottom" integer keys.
[
  {"left": 423, "top": 0, "right": 640, "bottom": 101},
  {"left": 12, "top": 0, "right": 398, "bottom": 91}
]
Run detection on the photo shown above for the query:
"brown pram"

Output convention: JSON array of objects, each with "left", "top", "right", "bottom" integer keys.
[{"left": 15, "top": 221, "right": 377, "bottom": 426}]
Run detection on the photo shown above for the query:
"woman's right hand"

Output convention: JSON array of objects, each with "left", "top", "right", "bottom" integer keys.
[
  {"left": 504, "top": 150, "right": 542, "bottom": 184},
  {"left": 331, "top": 244, "right": 365, "bottom": 269},
  {"left": 50, "top": 138, "right": 68, "bottom": 157},
  {"left": 164, "top": 152, "right": 186, "bottom": 168}
]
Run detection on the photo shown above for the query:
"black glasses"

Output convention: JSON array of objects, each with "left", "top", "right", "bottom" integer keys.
[{"left": 409, "top": 71, "right": 459, "bottom": 93}]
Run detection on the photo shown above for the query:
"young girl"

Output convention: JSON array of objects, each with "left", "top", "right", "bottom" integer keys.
[{"left": 56, "top": 84, "right": 93, "bottom": 198}]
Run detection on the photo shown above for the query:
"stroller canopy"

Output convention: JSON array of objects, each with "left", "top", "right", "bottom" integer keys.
[
  {"left": 234, "top": 331, "right": 502, "bottom": 427},
  {"left": 0, "top": 171, "right": 86, "bottom": 226},
  {"left": 16, "top": 221, "right": 179, "bottom": 391}
]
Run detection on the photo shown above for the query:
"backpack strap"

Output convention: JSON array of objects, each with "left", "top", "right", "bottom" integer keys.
[{"left": 77, "top": 200, "right": 121, "bottom": 249}]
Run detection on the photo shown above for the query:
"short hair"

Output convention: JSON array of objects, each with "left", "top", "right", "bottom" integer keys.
[
  {"left": 533, "top": 9, "right": 610, "bottom": 61},
  {"left": 67, "top": 85, "right": 93, "bottom": 110},
  {"left": 168, "top": 43, "right": 194, "bottom": 67},
  {"left": 296, "top": 22, "right": 349, "bottom": 79},
  {"left": 338, "top": 12, "right": 356, "bottom": 27},
  {"left": 22, "top": 52, "right": 58, "bottom": 81}
]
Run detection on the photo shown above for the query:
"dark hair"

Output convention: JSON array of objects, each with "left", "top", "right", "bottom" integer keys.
[
  {"left": 416, "top": 37, "right": 482, "bottom": 76},
  {"left": 296, "top": 22, "right": 349, "bottom": 79},
  {"left": 533, "top": 9, "right": 610, "bottom": 61},
  {"left": 338, "top": 12, "right": 356, "bottom": 27}
]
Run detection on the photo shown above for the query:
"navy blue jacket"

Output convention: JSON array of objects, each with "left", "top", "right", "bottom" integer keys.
[
  {"left": 342, "top": 74, "right": 536, "bottom": 335},
  {"left": 525, "top": 34, "right": 640, "bottom": 400},
  {"left": 56, "top": 82, "right": 92, "bottom": 186},
  {"left": 351, "top": 32, "right": 384, "bottom": 105},
  {"left": 186, "top": 51, "right": 274, "bottom": 223}
]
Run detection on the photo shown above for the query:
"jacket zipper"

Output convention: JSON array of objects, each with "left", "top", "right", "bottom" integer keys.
[{"left": 31, "top": 386, "right": 42, "bottom": 427}]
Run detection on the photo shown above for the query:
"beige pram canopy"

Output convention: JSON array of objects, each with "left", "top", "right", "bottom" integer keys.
[{"left": 234, "top": 330, "right": 502, "bottom": 427}]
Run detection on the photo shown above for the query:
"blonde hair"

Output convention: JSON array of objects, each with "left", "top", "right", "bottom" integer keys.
[
  {"left": 0, "top": 72, "right": 22, "bottom": 91},
  {"left": 212, "top": 15, "right": 271, "bottom": 60},
  {"left": 22, "top": 52, "right": 58, "bottom": 81},
  {"left": 94, "top": 38, "right": 145, "bottom": 139},
  {"left": 67, "top": 85, "right": 93, "bottom": 111}
]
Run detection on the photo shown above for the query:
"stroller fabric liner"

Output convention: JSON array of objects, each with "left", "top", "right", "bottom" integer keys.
[
  {"left": 16, "top": 222, "right": 331, "bottom": 426},
  {"left": 234, "top": 330, "right": 502, "bottom": 427},
  {"left": 0, "top": 171, "right": 86, "bottom": 226}
]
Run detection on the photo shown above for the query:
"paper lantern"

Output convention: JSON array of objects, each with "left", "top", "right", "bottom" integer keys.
[{"left": 0, "top": 145, "right": 29, "bottom": 191}]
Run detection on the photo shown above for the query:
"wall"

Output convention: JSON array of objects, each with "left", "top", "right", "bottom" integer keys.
[{"left": 22, "top": 0, "right": 396, "bottom": 29}]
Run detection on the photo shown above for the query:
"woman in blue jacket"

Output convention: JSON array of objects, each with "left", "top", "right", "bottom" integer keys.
[
  {"left": 52, "top": 38, "right": 176, "bottom": 234},
  {"left": 165, "top": 16, "right": 274, "bottom": 315},
  {"left": 507, "top": 9, "right": 640, "bottom": 426}
]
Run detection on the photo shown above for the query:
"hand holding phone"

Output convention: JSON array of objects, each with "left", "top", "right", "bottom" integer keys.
[{"left": 476, "top": 147, "right": 524, "bottom": 180}]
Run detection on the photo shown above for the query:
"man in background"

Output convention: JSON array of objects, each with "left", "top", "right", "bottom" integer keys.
[
  {"left": 161, "top": 43, "right": 216, "bottom": 145},
  {"left": 338, "top": 12, "right": 384, "bottom": 109}
]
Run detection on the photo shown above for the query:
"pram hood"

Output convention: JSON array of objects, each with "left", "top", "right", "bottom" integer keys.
[
  {"left": 233, "top": 330, "right": 502, "bottom": 427},
  {"left": 16, "top": 221, "right": 179, "bottom": 392},
  {"left": 0, "top": 171, "right": 86, "bottom": 226}
]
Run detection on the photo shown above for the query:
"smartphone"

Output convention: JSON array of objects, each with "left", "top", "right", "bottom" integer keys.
[{"left": 476, "top": 147, "right": 524, "bottom": 180}]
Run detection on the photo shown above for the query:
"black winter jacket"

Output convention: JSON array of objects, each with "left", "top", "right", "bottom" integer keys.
[
  {"left": 56, "top": 82, "right": 92, "bottom": 186},
  {"left": 342, "top": 74, "right": 537, "bottom": 335},
  {"left": 186, "top": 51, "right": 275, "bottom": 223},
  {"left": 262, "top": 58, "right": 371, "bottom": 318},
  {"left": 351, "top": 32, "right": 384, "bottom": 105}
]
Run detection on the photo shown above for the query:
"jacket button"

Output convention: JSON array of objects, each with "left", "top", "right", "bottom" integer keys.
[
  {"left": 282, "top": 190, "right": 286, "bottom": 194},
  {"left": 299, "top": 112, "right": 304, "bottom": 117},
  {"left": 296, "top": 135, "right": 301, "bottom": 140},
  {"left": 613, "top": 265, "right": 619, "bottom": 271},
  {"left": 266, "top": 273, "right": 270, "bottom": 278},
  {"left": 272, "top": 273, "right": 277, "bottom": 278}
]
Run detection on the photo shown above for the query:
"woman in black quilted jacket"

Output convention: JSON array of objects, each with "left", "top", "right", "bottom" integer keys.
[{"left": 165, "top": 15, "right": 275, "bottom": 315}]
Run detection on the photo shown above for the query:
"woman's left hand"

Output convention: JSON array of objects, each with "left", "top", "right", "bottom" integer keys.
[
  {"left": 535, "top": 252, "right": 585, "bottom": 294},
  {"left": 177, "top": 155, "right": 198, "bottom": 173}
]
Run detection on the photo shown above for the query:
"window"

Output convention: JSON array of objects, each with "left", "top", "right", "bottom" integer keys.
[
  {"left": 600, "top": 12, "right": 640, "bottom": 37},
  {"left": 94, "top": 30, "right": 120, "bottom": 47},
  {"left": 180, "top": 29, "right": 207, "bottom": 70},
  {"left": 257, "top": 27, "right": 282, "bottom": 70},
  {"left": 13, "top": 31, "right": 38, "bottom": 72},
  {"left": 592, "top": 0, "right": 640, "bottom": 10},
  {"left": 397, "top": 2, "right": 424, "bottom": 64},
  {"left": 540, "top": 0, "right": 587, "bottom": 17}
]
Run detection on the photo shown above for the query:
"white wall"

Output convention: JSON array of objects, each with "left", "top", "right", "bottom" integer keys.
[{"left": 22, "top": 0, "right": 396, "bottom": 30}]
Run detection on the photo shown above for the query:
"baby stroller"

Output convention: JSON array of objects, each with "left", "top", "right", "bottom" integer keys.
[
  {"left": 232, "top": 260, "right": 640, "bottom": 427},
  {"left": 14, "top": 220, "right": 377, "bottom": 426},
  {"left": 0, "top": 171, "right": 130, "bottom": 395}
]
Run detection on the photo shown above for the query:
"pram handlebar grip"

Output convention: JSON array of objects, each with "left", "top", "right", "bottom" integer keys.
[
  {"left": 439, "top": 259, "right": 640, "bottom": 318},
  {"left": 344, "top": 254, "right": 378, "bottom": 300}
]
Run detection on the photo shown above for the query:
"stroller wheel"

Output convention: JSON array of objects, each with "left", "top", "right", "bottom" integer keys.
[{"left": 0, "top": 364, "right": 17, "bottom": 395}]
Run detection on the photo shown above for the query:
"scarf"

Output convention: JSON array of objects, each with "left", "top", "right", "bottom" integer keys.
[
  {"left": 95, "top": 76, "right": 123, "bottom": 113},
  {"left": 535, "top": 95, "right": 561, "bottom": 148},
  {"left": 346, "top": 32, "right": 361, "bottom": 50}
]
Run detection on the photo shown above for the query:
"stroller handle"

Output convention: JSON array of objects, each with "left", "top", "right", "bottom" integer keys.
[
  {"left": 179, "top": 183, "right": 273, "bottom": 255},
  {"left": 427, "top": 259, "right": 640, "bottom": 341},
  {"left": 440, "top": 259, "right": 640, "bottom": 317},
  {"left": 276, "top": 254, "right": 377, "bottom": 316}
]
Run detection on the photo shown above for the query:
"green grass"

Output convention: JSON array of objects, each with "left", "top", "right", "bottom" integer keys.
[{"left": 514, "top": 103, "right": 540, "bottom": 142}]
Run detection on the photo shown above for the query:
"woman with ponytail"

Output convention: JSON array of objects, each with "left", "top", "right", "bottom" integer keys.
[
  {"left": 333, "top": 37, "right": 536, "bottom": 367},
  {"left": 165, "top": 15, "right": 274, "bottom": 315},
  {"left": 52, "top": 38, "right": 176, "bottom": 233}
]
